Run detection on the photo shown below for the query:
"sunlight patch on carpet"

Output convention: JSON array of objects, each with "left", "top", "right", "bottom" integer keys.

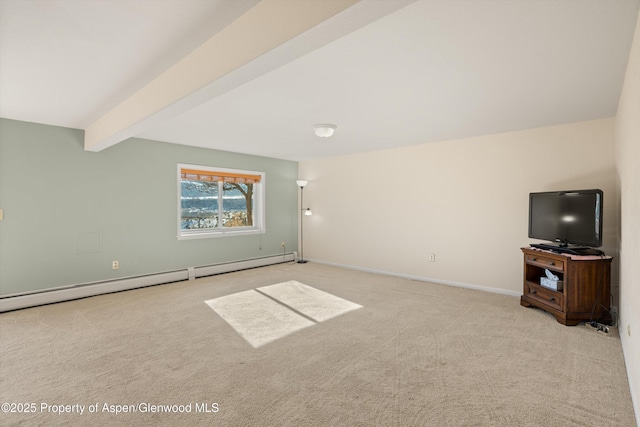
[
  {"left": 205, "top": 281, "right": 362, "bottom": 348},
  {"left": 258, "top": 281, "right": 362, "bottom": 322}
]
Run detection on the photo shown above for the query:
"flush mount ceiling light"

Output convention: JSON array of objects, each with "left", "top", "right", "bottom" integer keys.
[{"left": 313, "top": 124, "right": 337, "bottom": 138}]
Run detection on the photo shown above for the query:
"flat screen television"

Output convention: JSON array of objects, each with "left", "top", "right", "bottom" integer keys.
[{"left": 528, "top": 189, "right": 603, "bottom": 253}]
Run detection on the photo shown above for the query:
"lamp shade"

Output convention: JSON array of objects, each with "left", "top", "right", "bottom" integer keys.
[{"left": 313, "top": 124, "right": 337, "bottom": 138}]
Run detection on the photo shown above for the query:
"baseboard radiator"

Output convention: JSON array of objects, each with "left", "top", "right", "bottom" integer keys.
[{"left": 0, "top": 252, "right": 296, "bottom": 313}]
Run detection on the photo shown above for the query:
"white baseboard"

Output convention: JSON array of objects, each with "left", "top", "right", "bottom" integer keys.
[
  {"left": 621, "top": 336, "right": 640, "bottom": 427},
  {"left": 309, "top": 258, "right": 522, "bottom": 297},
  {"left": 194, "top": 253, "right": 294, "bottom": 277},
  {"left": 0, "top": 253, "right": 295, "bottom": 312}
]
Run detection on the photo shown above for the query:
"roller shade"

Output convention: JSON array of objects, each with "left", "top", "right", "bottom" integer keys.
[{"left": 180, "top": 168, "right": 262, "bottom": 184}]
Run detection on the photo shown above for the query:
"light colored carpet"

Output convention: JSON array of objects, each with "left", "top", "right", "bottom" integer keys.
[{"left": 0, "top": 263, "right": 636, "bottom": 426}]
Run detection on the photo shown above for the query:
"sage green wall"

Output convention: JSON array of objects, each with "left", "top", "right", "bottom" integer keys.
[{"left": 0, "top": 118, "right": 298, "bottom": 295}]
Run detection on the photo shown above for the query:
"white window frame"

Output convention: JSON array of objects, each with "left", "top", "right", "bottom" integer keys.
[{"left": 177, "top": 163, "right": 266, "bottom": 240}]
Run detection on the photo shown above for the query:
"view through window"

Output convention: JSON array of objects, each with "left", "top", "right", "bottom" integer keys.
[{"left": 178, "top": 164, "right": 265, "bottom": 238}]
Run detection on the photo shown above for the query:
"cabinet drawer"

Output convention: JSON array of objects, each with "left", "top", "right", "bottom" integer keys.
[
  {"left": 526, "top": 282, "right": 563, "bottom": 311},
  {"left": 525, "top": 254, "right": 565, "bottom": 272}
]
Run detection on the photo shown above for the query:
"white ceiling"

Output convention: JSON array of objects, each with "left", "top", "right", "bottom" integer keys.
[{"left": 1, "top": 0, "right": 638, "bottom": 161}]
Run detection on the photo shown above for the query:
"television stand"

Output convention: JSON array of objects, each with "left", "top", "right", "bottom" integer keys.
[{"left": 520, "top": 247, "right": 612, "bottom": 326}]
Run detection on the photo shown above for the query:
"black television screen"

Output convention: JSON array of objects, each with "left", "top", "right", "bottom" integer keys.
[{"left": 528, "top": 189, "right": 603, "bottom": 248}]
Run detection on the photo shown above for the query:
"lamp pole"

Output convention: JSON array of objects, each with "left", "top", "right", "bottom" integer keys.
[{"left": 296, "top": 180, "right": 309, "bottom": 263}]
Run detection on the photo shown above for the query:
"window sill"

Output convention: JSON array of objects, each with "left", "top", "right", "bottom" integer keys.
[{"left": 178, "top": 228, "right": 266, "bottom": 240}]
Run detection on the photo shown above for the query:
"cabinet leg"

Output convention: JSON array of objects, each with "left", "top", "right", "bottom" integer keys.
[{"left": 554, "top": 316, "right": 581, "bottom": 326}]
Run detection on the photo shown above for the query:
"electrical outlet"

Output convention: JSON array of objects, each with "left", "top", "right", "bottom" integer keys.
[
  {"left": 281, "top": 242, "right": 286, "bottom": 248},
  {"left": 428, "top": 253, "right": 436, "bottom": 262},
  {"left": 112, "top": 260, "right": 119, "bottom": 270}
]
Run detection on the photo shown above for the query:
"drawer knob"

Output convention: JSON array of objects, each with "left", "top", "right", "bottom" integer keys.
[
  {"left": 550, "top": 262, "right": 555, "bottom": 266},
  {"left": 549, "top": 297, "right": 555, "bottom": 302}
]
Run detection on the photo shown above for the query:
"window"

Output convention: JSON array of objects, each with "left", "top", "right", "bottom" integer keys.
[{"left": 178, "top": 164, "right": 265, "bottom": 239}]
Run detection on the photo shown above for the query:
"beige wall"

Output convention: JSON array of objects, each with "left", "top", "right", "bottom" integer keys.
[
  {"left": 615, "top": 11, "right": 640, "bottom": 423},
  {"left": 299, "top": 118, "right": 617, "bottom": 297}
]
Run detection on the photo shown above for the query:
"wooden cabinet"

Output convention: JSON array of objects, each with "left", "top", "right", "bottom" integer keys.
[{"left": 520, "top": 247, "right": 612, "bottom": 326}]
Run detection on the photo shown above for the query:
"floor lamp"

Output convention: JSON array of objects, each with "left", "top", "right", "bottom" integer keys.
[{"left": 296, "top": 180, "right": 312, "bottom": 263}]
